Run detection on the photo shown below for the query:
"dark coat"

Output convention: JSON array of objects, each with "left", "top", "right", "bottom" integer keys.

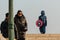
[
  {"left": 1, "top": 19, "right": 17, "bottom": 38},
  {"left": 39, "top": 15, "right": 47, "bottom": 27},
  {"left": 39, "top": 15, "right": 47, "bottom": 34},
  {"left": 1, "top": 19, "right": 8, "bottom": 38},
  {"left": 14, "top": 14, "right": 27, "bottom": 32},
  {"left": 14, "top": 14, "right": 27, "bottom": 39}
]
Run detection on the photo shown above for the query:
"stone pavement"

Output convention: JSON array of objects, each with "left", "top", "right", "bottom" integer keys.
[
  {"left": 0, "top": 34, "right": 60, "bottom": 40},
  {"left": 25, "top": 34, "right": 60, "bottom": 40}
]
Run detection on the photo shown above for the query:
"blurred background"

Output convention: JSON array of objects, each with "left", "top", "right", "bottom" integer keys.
[{"left": 0, "top": 0, "right": 60, "bottom": 34}]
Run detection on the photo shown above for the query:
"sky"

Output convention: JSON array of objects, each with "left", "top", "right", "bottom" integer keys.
[{"left": 0, "top": 0, "right": 60, "bottom": 34}]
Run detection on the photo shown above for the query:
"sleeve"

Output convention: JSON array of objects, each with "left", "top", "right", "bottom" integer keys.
[
  {"left": 45, "top": 16, "right": 47, "bottom": 26},
  {"left": 1, "top": 22, "right": 4, "bottom": 33},
  {"left": 25, "top": 20, "right": 27, "bottom": 27},
  {"left": 14, "top": 17, "right": 19, "bottom": 26},
  {"left": 24, "top": 19, "right": 28, "bottom": 31},
  {"left": 0, "top": 25, "right": 1, "bottom": 30}
]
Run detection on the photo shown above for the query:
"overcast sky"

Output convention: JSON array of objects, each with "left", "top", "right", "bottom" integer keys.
[{"left": 0, "top": 0, "right": 60, "bottom": 34}]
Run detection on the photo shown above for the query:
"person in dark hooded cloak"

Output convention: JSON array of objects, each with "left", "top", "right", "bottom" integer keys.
[{"left": 39, "top": 10, "right": 47, "bottom": 34}]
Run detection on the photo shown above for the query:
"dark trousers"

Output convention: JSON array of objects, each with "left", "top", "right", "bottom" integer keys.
[
  {"left": 39, "top": 26, "right": 46, "bottom": 34},
  {"left": 17, "top": 32, "right": 25, "bottom": 40}
]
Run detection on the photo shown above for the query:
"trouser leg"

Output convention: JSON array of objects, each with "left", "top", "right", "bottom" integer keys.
[
  {"left": 17, "top": 32, "right": 25, "bottom": 40},
  {"left": 39, "top": 26, "right": 46, "bottom": 34}
]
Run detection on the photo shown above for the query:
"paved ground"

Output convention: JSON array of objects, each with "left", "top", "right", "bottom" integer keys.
[
  {"left": 0, "top": 34, "right": 60, "bottom": 40},
  {"left": 25, "top": 34, "right": 60, "bottom": 40}
]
